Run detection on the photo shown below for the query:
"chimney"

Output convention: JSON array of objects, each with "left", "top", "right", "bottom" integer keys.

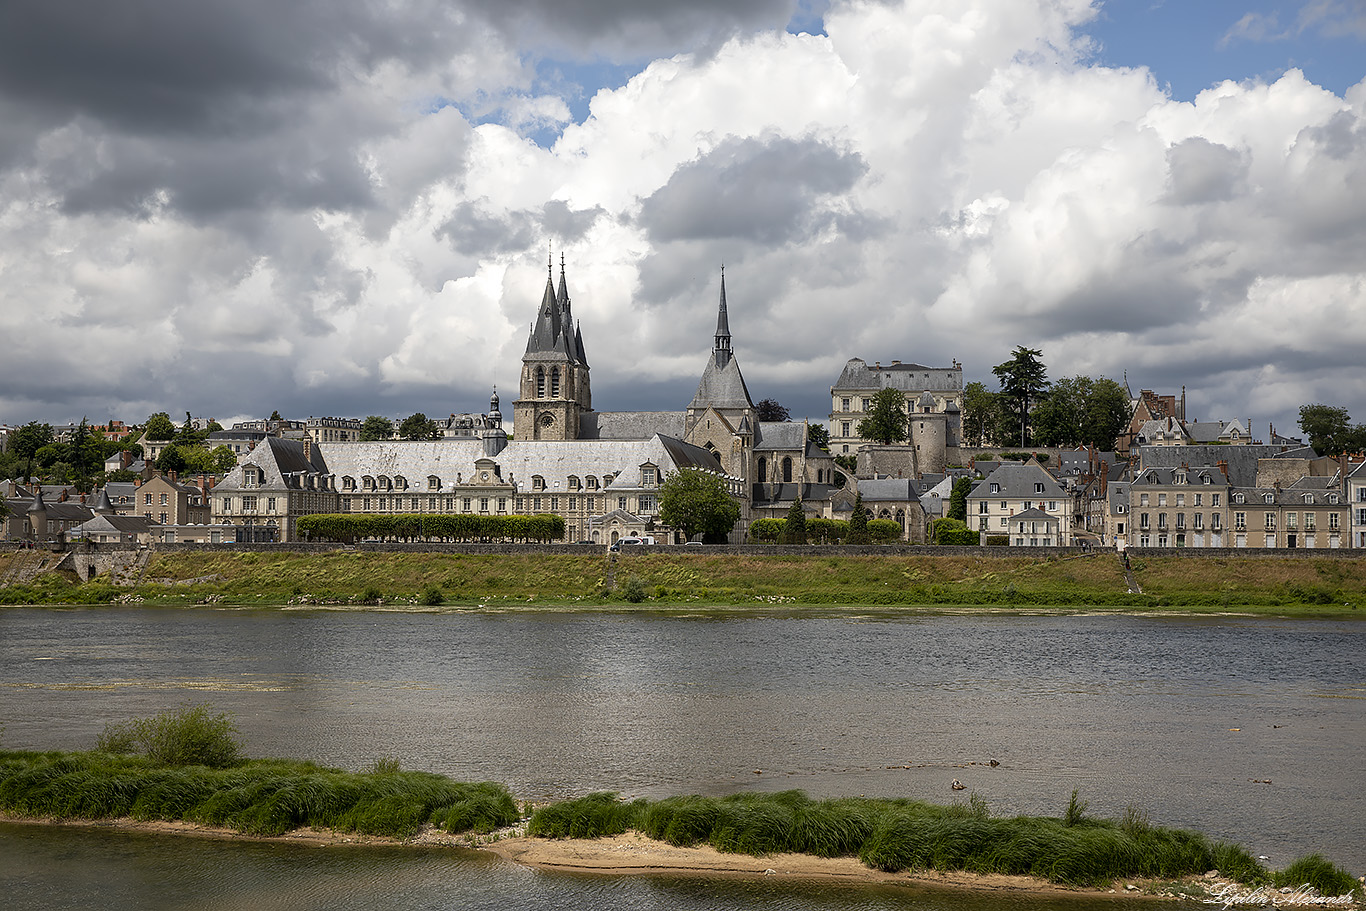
[
  {"left": 302, "top": 437, "right": 313, "bottom": 462},
  {"left": 168, "top": 470, "right": 177, "bottom": 482}
]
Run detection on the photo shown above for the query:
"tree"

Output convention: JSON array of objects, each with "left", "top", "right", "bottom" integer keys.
[
  {"left": 807, "top": 423, "right": 830, "bottom": 451},
  {"left": 209, "top": 445, "right": 238, "bottom": 473},
  {"left": 360, "top": 415, "right": 394, "bottom": 442},
  {"left": 268, "top": 410, "right": 283, "bottom": 422},
  {"left": 10, "top": 421, "right": 54, "bottom": 482},
  {"left": 961, "top": 382, "right": 1004, "bottom": 447},
  {"left": 143, "top": 412, "right": 177, "bottom": 441},
  {"left": 947, "top": 476, "right": 973, "bottom": 522},
  {"left": 847, "top": 491, "right": 870, "bottom": 544},
  {"left": 155, "top": 444, "right": 189, "bottom": 474},
  {"left": 658, "top": 469, "right": 741, "bottom": 542},
  {"left": 1030, "top": 376, "right": 1130, "bottom": 450},
  {"left": 783, "top": 498, "right": 807, "bottom": 545},
  {"left": 399, "top": 412, "right": 442, "bottom": 441},
  {"left": 992, "top": 346, "right": 1049, "bottom": 447},
  {"left": 755, "top": 398, "right": 790, "bottom": 422},
  {"left": 1298, "top": 404, "right": 1366, "bottom": 457},
  {"left": 856, "top": 387, "right": 908, "bottom": 446}
]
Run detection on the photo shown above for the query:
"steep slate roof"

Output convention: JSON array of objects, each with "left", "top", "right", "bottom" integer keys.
[
  {"left": 218, "top": 437, "right": 329, "bottom": 492},
  {"left": 1136, "top": 444, "right": 1316, "bottom": 487},
  {"left": 831, "top": 358, "right": 961, "bottom": 392},
  {"left": 1132, "top": 465, "right": 1230, "bottom": 486},
  {"left": 751, "top": 482, "right": 837, "bottom": 508},
  {"left": 856, "top": 478, "right": 923, "bottom": 502},
  {"left": 1230, "top": 486, "right": 1344, "bottom": 507},
  {"left": 1011, "top": 506, "right": 1058, "bottom": 522},
  {"left": 968, "top": 461, "right": 1067, "bottom": 499},
  {"left": 73, "top": 515, "right": 161, "bottom": 535},
  {"left": 688, "top": 349, "right": 753, "bottom": 411},
  {"left": 754, "top": 422, "right": 805, "bottom": 451}
]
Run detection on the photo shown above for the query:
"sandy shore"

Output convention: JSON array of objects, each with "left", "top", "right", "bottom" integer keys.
[{"left": 3, "top": 813, "right": 1356, "bottom": 906}]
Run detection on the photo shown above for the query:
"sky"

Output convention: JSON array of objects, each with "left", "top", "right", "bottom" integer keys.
[{"left": 2, "top": 0, "right": 1365, "bottom": 442}]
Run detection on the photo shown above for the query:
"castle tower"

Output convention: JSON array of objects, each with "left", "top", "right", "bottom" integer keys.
[
  {"left": 483, "top": 387, "right": 508, "bottom": 457},
  {"left": 513, "top": 252, "right": 593, "bottom": 440}
]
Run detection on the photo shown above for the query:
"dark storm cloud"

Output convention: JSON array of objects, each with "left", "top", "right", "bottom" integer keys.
[
  {"left": 640, "top": 135, "right": 867, "bottom": 244},
  {"left": 0, "top": 1, "right": 460, "bottom": 136},
  {"left": 461, "top": 0, "right": 796, "bottom": 59}
]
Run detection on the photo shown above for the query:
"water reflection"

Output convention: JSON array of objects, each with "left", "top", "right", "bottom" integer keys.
[{"left": 0, "top": 822, "right": 1148, "bottom": 911}]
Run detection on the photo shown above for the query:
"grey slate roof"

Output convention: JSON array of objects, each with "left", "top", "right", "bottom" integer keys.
[
  {"left": 1136, "top": 444, "right": 1316, "bottom": 487},
  {"left": 73, "top": 515, "right": 160, "bottom": 535},
  {"left": 969, "top": 462, "right": 1067, "bottom": 499},
  {"left": 580, "top": 411, "right": 686, "bottom": 440},
  {"left": 831, "top": 358, "right": 961, "bottom": 393},
  {"left": 1132, "top": 465, "right": 1230, "bottom": 486},
  {"left": 754, "top": 422, "right": 806, "bottom": 451},
  {"left": 688, "top": 352, "right": 754, "bottom": 412},
  {"left": 320, "top": 434, "right": 734, "bottom": 493},
  {"left": 1011, "top": 507, "right": 1058, "bottom": 522},
  {"left": 856, "top": 478, "right": 923, "bottom": 502},
  {"left": 218, "top": 436, "right": 329, "bottom": 492}
]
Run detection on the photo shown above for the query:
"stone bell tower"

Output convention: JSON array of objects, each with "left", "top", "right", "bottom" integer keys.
[{"left": 513, "top": 252, "right": 592, "bottom": 441}]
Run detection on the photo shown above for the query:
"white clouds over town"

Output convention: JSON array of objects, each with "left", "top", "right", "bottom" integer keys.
[{"left": 1, "top": 0, "right": 1363, "bottom": 437}]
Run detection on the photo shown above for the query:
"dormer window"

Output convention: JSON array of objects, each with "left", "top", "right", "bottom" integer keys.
[
  {"left": 362, "top": 476, "right": 375, "bottom": 491},
  {"left": 989, "top": 483, "right": 1000, "bottom": 494},
  {"left": 641, "top": 466, "right": 657, "bottom": 486},
  {"left": 586, "top": 476, "right": 599, "bottom": 490},
  {"left": 243, "top": 467, "right": 259, "bottom": 488},
  {"left": 1233, "top": 493, "right": 1244, "bottom": 504},
  {"left": 532, "top": 475, "right": 546, "bottom": 491},
  {"left": 395, "top": 476, "right": 407, "bottom": 491},
  {"left": 1203, "top": 475, "right": 1211, "bottom": 484},
  {"left": 1264, "top": 493, "right": 1274, "bottom": 504},
  {"left": 568, "top": 476, "right": 581, "bottom": 490},
  {"left": 1328, "top": 494, "right": 1339, "bottom": 504},
  {"left": 428, "top": 476, "right": 441, "bottom": 491},
  {"left": 1304, "top": 494, "right": 1314, "bottom": 504},
  {"left": 342, "top": 476, "right": 356, "bottom": 491},
  {"left": 1034, "top": 483, "right": 1044, "bottom": 493}
]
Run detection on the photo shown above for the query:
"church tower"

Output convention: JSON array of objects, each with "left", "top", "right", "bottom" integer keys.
[{"left": 513, "top": 252, "right": 593, "bottom": 441}]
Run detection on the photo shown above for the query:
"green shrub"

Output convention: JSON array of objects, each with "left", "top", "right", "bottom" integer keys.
[
  {"left": 867, "top": 519, "right": 903, "bottom": 543},
  {"left": 748, "top": 519, "right": 784, "bottom": 543},
  {"left": 528, "top": 792, "right": 644, "bottom": 839},
  {"left": 359, "top": 586, "right": 382, "bottom": 605},
  {"left": 418, "top": 585, "right": 444, "bottom": 606},
  {"left": 621, "top": 576, "right": 647, "bottom": 603},
  {"left": 1273, "top": 854, "right": 1361, "bottom": 897},
  {"left": 98, "top": 704, "right": 242, "bottom": 769}
]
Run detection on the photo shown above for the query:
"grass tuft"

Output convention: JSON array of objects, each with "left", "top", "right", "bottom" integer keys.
[{"left": 1273, "top": 854, "right": 1361, "bottom": 897}]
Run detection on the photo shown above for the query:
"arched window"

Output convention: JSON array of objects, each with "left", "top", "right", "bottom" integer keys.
[
  {"left": 551, "top": 367, "right": 560, "bottom": 398},
  {"left": 536, "top": 366, "right": 545, "bottom": 397},
  {"left": 782, "top": 457, "right": 793, "bottom": 483},
  {"left": 758, "top": 458, "right": 767, "bottom": 484}
]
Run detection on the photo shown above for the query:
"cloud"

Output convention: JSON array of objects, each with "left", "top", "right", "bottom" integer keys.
[
  {"left": 1, "top": 0, "right": 1364, "bottom": 443},
  {"left": 639, "top": 134, "right": 868, "bottom": 244}
]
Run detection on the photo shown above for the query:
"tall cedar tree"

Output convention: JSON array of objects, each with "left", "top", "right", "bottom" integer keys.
[
  {"left": 948, "top": 477, "right": 973, "bottom": 522},
  {"left": 783, "top": 498, "right": 807, "bottom": 545},
  {"left": 992, "top": 346, "right": 1049, "bottom": 447},
  {"left": 847, "top": 492, "right": 870, "bottom": 544},
  {"left": 856, "top": 387, "right": 909, "bottom": 445}
]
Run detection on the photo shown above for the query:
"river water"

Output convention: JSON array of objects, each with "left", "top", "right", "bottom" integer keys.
[{"left": 1, "top": 606, "right": 1362, "bottom": 909}]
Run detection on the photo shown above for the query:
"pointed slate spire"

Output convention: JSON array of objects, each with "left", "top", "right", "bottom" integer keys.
[
  {"left": 526, "top": 249, "right": 565, "bottom": 354},
  {"left": 714, "top": 266, "right": 732, "bottom": 368}
]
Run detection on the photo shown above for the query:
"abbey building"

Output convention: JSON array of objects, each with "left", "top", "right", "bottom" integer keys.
[{"left": 209, "top": 258, "right": 835, "bottom": 544}]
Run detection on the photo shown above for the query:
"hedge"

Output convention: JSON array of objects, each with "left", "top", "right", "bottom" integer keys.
[{"left": 296, "top": 513, "right": 567, "bottom": 543}]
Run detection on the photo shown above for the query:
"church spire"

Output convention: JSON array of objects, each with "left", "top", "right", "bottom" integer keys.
[{"left": 714, "top": 266, "right": 732, "bottom": 368}]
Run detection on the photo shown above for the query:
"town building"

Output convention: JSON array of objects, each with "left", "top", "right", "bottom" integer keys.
[
  {"left": 828, "top": 359, "right": 964, "bottom": 471},
  {"left": 965, "top": 460, "right": 1071, "bottom": 545}
]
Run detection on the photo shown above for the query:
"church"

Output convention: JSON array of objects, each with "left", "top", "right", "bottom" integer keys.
[{"left": 210, "top": 257, "right": 835, "bottom": 544}]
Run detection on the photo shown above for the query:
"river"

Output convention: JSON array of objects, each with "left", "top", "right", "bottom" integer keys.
[{"left": 1, "top": 606, "right": 1362, "bottom": 909}]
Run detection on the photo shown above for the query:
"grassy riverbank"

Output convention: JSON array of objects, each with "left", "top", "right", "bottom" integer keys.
[
  {"left": 3, "top": 549, "right": 1365, "bottom": 615},
  {"left": 2, "top": 749, "right": 1360, "bottom": 896}
]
